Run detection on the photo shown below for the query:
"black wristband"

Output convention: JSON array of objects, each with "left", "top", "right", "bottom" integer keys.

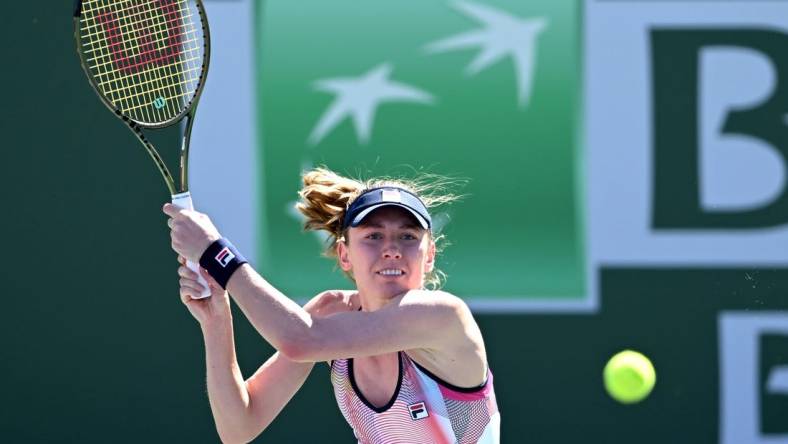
[{"left": 199, "top": 238, "right": 248, "bottom": 289}]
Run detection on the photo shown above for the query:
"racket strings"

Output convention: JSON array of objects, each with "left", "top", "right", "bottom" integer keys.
[
  {"left": 97, "top": 0, "right": 199, "bottom": 121},
  {"left": 91, "top": 39, "right": 201, "bottom": 82},
  {"left": 79, "top": 0, "right": 186, "bottom": 35},
  {"left": 82, "top": 1, "right": 151, "bottom": 121},
  {"left": 80, "top": 4, "right": 193, "bottom": 63},
  {"left": 79, "top": 0, "right": 206, "bottom": 124},
  {"left": 82, "top": 0, "right": 188, "bottom": 122},
  {"left": 100, "top": 61, "right": 202, "bottom": 104}
]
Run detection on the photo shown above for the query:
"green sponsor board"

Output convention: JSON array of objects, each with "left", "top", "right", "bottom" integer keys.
[{"left": 254, "top": 0, "right": 584, "bottom": 301}]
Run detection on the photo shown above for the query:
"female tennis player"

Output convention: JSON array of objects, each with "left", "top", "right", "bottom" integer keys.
[{"left": 163, "top": 167, "right": 500, "bottom": 443}]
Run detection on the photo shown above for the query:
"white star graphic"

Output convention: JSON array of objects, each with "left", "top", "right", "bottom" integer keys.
[
  {"left": 308, "top": 63, "right": 434, "bottom": 146},
  {"left": 425, "top": 1, "right": 548, "bottom": 108}
]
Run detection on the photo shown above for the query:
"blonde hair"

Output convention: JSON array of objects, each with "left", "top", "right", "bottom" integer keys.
[{"left": 295, "top": 167, "right": 462, "bottom": 289}]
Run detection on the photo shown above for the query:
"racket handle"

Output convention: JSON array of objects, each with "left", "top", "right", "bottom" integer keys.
[{"left": 171, "top": 192, "right": 212, "bottom": 299}]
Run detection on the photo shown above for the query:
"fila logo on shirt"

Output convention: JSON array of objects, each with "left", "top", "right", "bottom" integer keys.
[
  {"left": 215, "top": 247, "right": 235, "bottom": 268},
  {"left": 408, "top": 401, "right": 429, "bottom": 420}
]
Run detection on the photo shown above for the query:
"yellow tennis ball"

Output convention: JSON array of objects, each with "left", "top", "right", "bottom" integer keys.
[{"left": 603, "top": 350, "right": 656, "bottom": 404}]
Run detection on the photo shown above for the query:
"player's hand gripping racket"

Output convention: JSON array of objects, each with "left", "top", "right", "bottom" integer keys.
[{"left": 74, "top": 0, "right": 212, "bottom": 298}]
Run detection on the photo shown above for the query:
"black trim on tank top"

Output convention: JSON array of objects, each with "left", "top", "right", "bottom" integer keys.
[
  {"left": 348, "top": 352, "right": 403, "bottom": 413},
  {"left": 408, "top": 355, "right": 488, "bottom": 393}
]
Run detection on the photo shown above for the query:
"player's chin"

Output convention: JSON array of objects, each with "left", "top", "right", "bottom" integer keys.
[{"left": 376, "top": 282, "right": 414, "bottom": 299}]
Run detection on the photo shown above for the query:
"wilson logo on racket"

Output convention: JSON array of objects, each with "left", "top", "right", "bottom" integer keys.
[
  {"left": 408, "top": 401, "right": 429, "bottom": 420},
  {"left": 94, "top": 0, "right": 185, "bottom": 75},
  {"left": 153, "top": 97, "right": 167, "bottom": 110},
  {"left": 215, "top": 247, "right": 236, "bottom": 268}
]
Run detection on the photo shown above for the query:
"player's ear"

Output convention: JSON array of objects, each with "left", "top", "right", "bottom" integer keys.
[
  {"left": 424, "top": 238, "right": 436, "bottom": 273},
  {"left": 337, "top": 235, "right": 352, "bottom": 272}
]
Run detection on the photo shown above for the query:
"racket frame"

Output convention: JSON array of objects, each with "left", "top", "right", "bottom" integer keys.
[{"left": 72, "top": 0, "right": 212, "bottom": 195}]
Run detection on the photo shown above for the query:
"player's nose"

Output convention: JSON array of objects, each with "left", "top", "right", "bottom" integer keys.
[{"left": 382, "top": 243, "right": 402, "bottom": 259}]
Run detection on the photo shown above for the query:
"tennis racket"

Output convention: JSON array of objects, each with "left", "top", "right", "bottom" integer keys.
[{"left": 74, "top": 0, "right": 212, "bottom": 298}]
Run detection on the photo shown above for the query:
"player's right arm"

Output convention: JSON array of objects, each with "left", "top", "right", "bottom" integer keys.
[{"left": 179, "top": 261, "right": 356, "bottom": 443}]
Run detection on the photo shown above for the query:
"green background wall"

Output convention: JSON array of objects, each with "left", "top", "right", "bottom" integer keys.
[{"left": 1, "top": 2, "right": 786, "bottom": 443}]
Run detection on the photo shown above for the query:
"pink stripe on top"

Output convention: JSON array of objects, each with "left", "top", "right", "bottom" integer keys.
[{"left": 436, "top": 372, "right": 495, "bottom": 402}]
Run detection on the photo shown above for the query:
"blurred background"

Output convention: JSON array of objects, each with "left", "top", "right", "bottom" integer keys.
[{"left": 2, "top": 0, "right": 788, "bottom": 442}]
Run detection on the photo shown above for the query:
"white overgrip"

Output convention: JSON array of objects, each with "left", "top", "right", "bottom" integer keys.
[{"left": 171, "top": 191, "right": 212, "bottom": 299}]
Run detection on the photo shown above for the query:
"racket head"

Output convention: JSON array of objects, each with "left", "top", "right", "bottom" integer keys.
[{"left": 74, "top": 0, "right": 211, "bottom": 129}]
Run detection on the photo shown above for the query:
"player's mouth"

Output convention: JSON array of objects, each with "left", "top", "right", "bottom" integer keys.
[{"left": 376, "top": 268, "right": 405, "bottom": 277}]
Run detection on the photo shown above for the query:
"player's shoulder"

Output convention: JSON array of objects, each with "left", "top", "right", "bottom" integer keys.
[
  {"left": 304, "top": 289, "right": 359, "bottom": 317},
  {"left": 398, "top": 290, "right": 471, "bottom": 316}
]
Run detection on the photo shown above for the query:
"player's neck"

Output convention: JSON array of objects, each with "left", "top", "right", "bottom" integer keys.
[{"left": 357, "top": 288, "right": 402, "bottom": 312}]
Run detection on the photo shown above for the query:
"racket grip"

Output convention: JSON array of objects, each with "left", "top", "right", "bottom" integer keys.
[{"left": 171, "top": 192, "right": 212, "bottom": 299}]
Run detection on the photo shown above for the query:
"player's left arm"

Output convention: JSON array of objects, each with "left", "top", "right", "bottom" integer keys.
[
  {"left": 164, "top": 205, "right": 476, "bottom": 362},
  {"left": 225, "top": 261, "right": 477, "bottom": 362},
  {"left": 291, "top": 290, "right": 476, "bottom": 362}
]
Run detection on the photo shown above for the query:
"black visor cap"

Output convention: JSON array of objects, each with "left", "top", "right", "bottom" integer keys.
[{"left": 342, "top": 187, "right": 432, "bottom": 231}]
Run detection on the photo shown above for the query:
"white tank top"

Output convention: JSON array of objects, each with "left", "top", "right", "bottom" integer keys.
[{"left": 330, "top": 352, "right": 501, "bottom": 443}]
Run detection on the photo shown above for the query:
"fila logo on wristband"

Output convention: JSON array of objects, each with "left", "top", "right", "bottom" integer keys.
[
  {"left": 200, "top": 238, "right": 247, "bottom": 289},
  {"left": 215, "top": 247, "right": 236, "bottom": 267}
]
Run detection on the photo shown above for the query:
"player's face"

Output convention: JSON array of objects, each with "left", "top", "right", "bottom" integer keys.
[{"left": 339, "top": 206, "right": 435, "bottom": 300}]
